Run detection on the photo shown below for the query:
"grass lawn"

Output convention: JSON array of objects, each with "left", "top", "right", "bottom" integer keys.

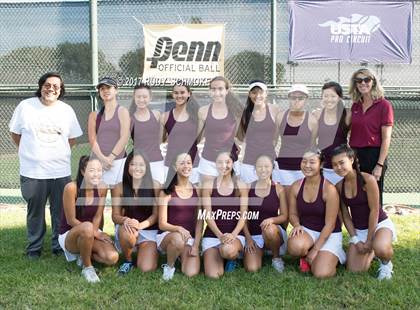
[{"left": 0, "top": 207, "right": 419, "bottom": 309}]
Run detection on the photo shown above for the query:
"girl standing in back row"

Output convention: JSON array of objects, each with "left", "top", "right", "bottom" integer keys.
[
  {"left": 130, "top": 84, "right": 165, "bottom": 185},
  {"left": 273, "top": 84, "right": 318, "bottom": 191},
  {"left": 237, "top": 80, "right": 279, "bottom": 184},
  {"left": 197, "top": 76, "right": 243, "bottom": 184},
  {"left": 161, "top": 82, "right": 200, "bottom": 184},
  {"left": 88, "top": 77, "right": 130, "bottom": 194},
  {"left": 314, "top": 81, "right": 350, "bottom": 185}
]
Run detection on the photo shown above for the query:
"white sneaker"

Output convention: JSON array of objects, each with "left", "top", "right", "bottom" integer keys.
[
  {"left": 377, "top": 261, "right": 393, "bottom": 280},
  {"left": 272, "top": 257, "right": 285, "bottom": 273},
  {"left": 162, "top": 264, "right": 175, "bottom": 281},
  {"left": 81, "top": 266, "right": 100, "bottom": 283}
]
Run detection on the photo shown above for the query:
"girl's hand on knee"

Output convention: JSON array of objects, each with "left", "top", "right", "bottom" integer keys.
[
  {"left": 260, "top": 218, "right": 274, "bottom": 231},
  {"left": 245, "top": 238, "right": 257, "bottom": 254},
  {"left": 306, "top": 247, "right": 319, "bottom": 264},
  {"left": 177, "top": 227, "right": 192, "bottom": 242},
  {"left": 189, "top": 245, "right": 199, "bottom": 257},
  {"left": 355, "top": 242, "right": 365, "bottom": 254},
  {"left": 290, "top": 225, "right": 303, "bottom": 238},
  {"left": 221, "top": 233, "right": 235, "bottom": 244},
  {"left": 96, "top": 232, "right": 114, "bottom": 244},
  {"left": 123, "top": 218, "right": 136, "bottom": 234},
  {"left": 360, "top": 240, "right": 373, "bottom": 254}
]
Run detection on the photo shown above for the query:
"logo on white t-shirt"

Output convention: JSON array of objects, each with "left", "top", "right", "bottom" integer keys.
[{"left": 34, "top": 115, "right": 64, "bottom": 144}]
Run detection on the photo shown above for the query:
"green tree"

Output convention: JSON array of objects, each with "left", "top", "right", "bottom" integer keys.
[
  {"left": 0, "top": 46, "right": 59, "bottom": 84},
  {"left": 225, "top": 50, "right": 285, "bottom": 85},
  {"left": 0, "top": 43, "right": 116, "bottom": 84},
  {"left": 118, "top": 47, "right": 145, "bottom": 79},
  {"left": 57, "top": 42, "right": 116, "bottom": 83},
  {"left": 190, "top": 16, "right": 202, "bottom": 24}
]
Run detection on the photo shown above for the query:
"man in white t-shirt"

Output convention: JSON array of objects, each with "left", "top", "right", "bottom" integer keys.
[{"left": 9, "top": 72, "right": 83, "bottom": 260}]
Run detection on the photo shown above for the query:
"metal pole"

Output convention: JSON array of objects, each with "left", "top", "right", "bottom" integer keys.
[
  {"left": 90, "top": 0, "right": 98, "bottom": 110},
  {"left": 271, "top": 0, "right": 277, "bottom": 86},
  {"left": 338, "top": 61, "right": 341, "bottom": 83}
]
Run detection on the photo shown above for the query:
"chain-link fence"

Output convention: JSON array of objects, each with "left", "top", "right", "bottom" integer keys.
[{"left": 0, "top": 0, "right": 419, "bottom": 198}]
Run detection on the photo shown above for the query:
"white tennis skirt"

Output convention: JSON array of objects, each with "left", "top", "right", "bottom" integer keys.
[
  {"left": 114, "top": 224, "right": 157, "bottom": 253},
  {"left": 201, "top": 235, "right": 246, "bottom": 253},
  {"left": 102, "top": 158, "right": 126, "bottom": 186},
  {"left": 248, "top": 225, "right": 288, "bottom": 256},
  {"left": 156, "top": 231, "right": 195, "bottom": 253},
  {"left": 302, "top": 226, "right": 346, "bottom": 264},
  {"left": 323, "top": 168, "right": 343, "bottom": 185},
  {"left": 355, "top": 217, "right": 397, "bottom": 243},
  {"left": 272, "top": 169, "right": 304, "bottom": 186}
]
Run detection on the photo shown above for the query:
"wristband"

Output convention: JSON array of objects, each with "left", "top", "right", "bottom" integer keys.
[
  {"left": 376, "top": 162, "right": 384, "bottom": 167},
  {"left": 349, "top": 235, "right": 360, "bottom": 244},
  {"left": 111, "top": 152, "right": 118, "bottom": 157}
]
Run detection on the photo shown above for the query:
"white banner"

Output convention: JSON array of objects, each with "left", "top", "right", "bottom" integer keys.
[{"left": 143, "top": 24, "right": 225, "bottom": 86}]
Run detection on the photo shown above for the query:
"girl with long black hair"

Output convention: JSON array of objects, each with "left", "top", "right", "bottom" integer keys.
[
  {"left": 314, "top": 81, "right": 350, "bottom": 185},
  {"left": 58, "top": 156, "right": 118, "bottom": 283},
  {"left": 237, "top": 80, "right": 279, "bottom": 184},
  {"left": 112, "top": 150, "right": 160, "bottom": 275},
  {"left": 129, "top": 84, "right": 164, "bottom": 184}
]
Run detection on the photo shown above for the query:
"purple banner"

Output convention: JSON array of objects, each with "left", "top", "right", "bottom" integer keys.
[{"left": 288, "top": 1, "right": 413, "bottom": 63}]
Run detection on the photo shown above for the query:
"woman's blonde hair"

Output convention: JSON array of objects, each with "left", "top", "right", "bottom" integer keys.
[{"left": 349, "top": 68, "right": 384, "bottom": 102}]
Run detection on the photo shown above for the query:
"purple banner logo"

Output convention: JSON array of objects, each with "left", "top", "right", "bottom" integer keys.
[
  {"left": 288, "top": 1, "right": 413, "bottom": 63},
  {"left": 319, "top": 14, "right": 380, "bottom": 44}
]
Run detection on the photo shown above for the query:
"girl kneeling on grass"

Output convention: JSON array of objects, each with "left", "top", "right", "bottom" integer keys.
[
  {"left": 58, "top": 156, "right": 119, "bottom": 283},
  {"left": 243, "top": 155, "right": 288, "bottom": 273},
  {"left": 112, "top": 150, "right": 160, "bottom": 275},
  {"left": 287, "top": 149, "right": 346, "bottom": 278},
  {"left": 157, "top": 153, "right": 203, "bottom": 281},
  {"left": 202, "top": 151, "right": 248, "bottom": 278},
  {"left": 331, "top": 144, "right": 396, "bottom": 280}
]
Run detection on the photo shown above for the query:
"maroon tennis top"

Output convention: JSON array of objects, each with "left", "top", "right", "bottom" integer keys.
[
  {"left": 97, "top": 106, "right": 125, "bottom": 159},
  {"left": 159, "top": 188, "right": 199, "bottom": 237},
  {"left": 202, "top": 104, "right": 237, "bottom": 162},
  {"left": 340, "top": 174, "right": 387, "bottom": 230},
  {"left": 131, "top": 111, "right": 163, "bottom": 162},
  {"left": 350, "top": 98, "right": 393, "bottom": 148},
  {"left": 59, "top": 188, "right": 101, "bottom": 234},
  {"left": 203, "top": 179, "right": 243, "bottom": 237},
  {"left": 164, "top": 109, "right": 198, "bottom": 167},
  {"left": 296, "top": 176, "right": 341, "bottom": 233},
  {"left": 277, "top": 111, "right": 312, "bottom": 170},
  {"left": 247, "top": 181, "right": 281, "bottom": 235},
  {"left": 318, "top": 109, "right": 347, "bottom": 169},
  {"left": 243, "top": 108, "right": 276, "bottom": 165}
]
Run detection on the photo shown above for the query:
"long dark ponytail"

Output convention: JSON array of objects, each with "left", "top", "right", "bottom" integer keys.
[
  {"left": 76, "top": 155, "right": 92, "bottom": 218},
  {"left": 239, "top": 80, "right": 265, "bottom": 140}
]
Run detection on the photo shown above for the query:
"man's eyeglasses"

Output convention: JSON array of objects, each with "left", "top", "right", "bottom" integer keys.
[
  {"left": 354, "top": 77, "right": 372, "bottom": 84},
  {"left": 43, "top": 83, "right": 61, "bottom": 91}
]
